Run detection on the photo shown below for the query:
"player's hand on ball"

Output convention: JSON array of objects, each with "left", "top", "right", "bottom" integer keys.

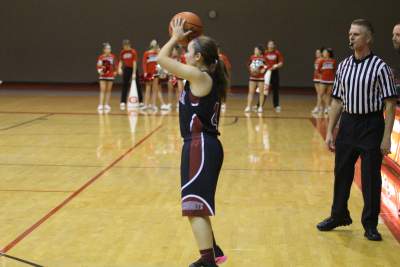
[{"left": 171, "top": 18, "right": 192, "bottom": 42}]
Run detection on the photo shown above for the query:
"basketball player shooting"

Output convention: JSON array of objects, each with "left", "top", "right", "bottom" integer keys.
[{"left": 158, "top": 16, "right": 228, "bottom": 267}]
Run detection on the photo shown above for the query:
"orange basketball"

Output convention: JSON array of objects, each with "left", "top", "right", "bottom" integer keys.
[{"left": 169, "top": 12, "right": 203, "bottom": 46}]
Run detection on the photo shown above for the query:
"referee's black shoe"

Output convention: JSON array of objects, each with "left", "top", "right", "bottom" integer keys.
[
  {"left": 316, "top": 216, "right": 352, "bottom": 231},
  {"left": 189, "top": 259, "right": 218, "bottom": 267},
  {"left": 364, "top": 228, "right": 382, "bottom": 241}
]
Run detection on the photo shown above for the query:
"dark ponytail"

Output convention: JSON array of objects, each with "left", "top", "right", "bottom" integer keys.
[
  {"left": 192, "top": 36, "right": 228, "bottom": 101},
  {"left": 213, "top": 59, "right": 228, "bottom": 101}
]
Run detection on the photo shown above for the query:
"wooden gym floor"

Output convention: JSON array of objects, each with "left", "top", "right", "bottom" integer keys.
[{"left": 0, "top": 89, "right": 399, "bottom": 267}]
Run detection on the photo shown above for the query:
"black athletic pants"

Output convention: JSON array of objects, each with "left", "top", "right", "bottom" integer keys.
[
  {"left": 121, "top": 67, "right": 143, "bottom": 103},
  {"left": 121, "top": 67, "right": 133, "bottom": 104},
  {"left": 135, "top": 69, "right": 143, "bottom": 103},
  {"left": 331, "top": 111, "right": 384, "bottom": 229},
  {"left": 271, "top": 70, "right": 280, "bottom": 107}
]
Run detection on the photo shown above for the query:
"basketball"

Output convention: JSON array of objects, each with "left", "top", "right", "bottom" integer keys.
[{"left": 169, "top": 12, "right": 203, "bottom": 45}]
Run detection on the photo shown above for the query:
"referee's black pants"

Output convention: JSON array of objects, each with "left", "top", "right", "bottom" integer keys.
[
  {"left": 121, "top": 67, "right": 133, "bottom": 104},
  {"left": 331, "top": 111, "right": 384, "bottom": 229}
]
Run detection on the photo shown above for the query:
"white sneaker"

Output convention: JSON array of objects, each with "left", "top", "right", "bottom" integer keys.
[
  {"left": 120, "top": 103, "right": 126, "bottom": 110},
  {"left": 324, "top": 108, "right": 329, "bottom": 114},
  {"left": 221, "top": 103, "right": 226, "bottom": 112},
  {"left": 160, "top": 104, "right": 170, "bottom": 110},
  {"left": 97, "top": 105, "right": 104, "bottom": 111},
  {"left": 275, "top": 106, "right": 281, "bottom": 113},
  {"left": 257, "top": 107, "right": 263, "bottom": 113},
  {"left": 311, "top": 107, "right": 320, "bottom": 114},
  {"left": 104, "top": 105, "right": 111, "bottom": 111},
  {"left": 244, "top": 106, "right": 251, "bottom": 113},
  {"left": 152, "top": 106, "right": 159, "bottom": 112}
]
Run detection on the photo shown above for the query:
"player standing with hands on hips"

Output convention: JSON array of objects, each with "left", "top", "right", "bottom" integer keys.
[
  {"left": 158, "top": 17, "right": 227, "bottom": 267},
  {"left": 317, "top": 19, "right": 398, "bottom": 241}
]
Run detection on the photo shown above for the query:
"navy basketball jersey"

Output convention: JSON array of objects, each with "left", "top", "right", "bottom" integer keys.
[{"left": 179, "top": 79, "right": 221, "bottom": 140}]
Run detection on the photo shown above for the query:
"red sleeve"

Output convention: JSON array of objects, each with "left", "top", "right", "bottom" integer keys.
[
  {"left": 142, "top": 51, "right": 148, "bottom": 73},
  {"left": 277, "top": 51, "right": 284, "bottom": 64}
]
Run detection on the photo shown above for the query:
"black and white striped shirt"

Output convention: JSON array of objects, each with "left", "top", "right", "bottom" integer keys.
[{"left": 332, "top": 53, "right": 398, "bottom": 114}]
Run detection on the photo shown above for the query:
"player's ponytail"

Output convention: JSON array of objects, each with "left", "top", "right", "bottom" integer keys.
[
  {"left": 193, "top": 36, "right": 228, "bottom": 101},
  {"left": 212, "top": 59, "right": 228, "bottom": 101}
]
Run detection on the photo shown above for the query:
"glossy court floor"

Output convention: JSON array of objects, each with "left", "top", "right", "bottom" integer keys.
[{"left": 0, "top": 89, "right": 399, "bottom": 267}]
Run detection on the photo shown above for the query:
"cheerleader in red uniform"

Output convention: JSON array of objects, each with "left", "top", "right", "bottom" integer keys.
[
  {"left": 317, "top": 48, "right": 336, "bottom": 114},
  {"left": 245, "top": 45, "right": 266, "bottom": 113},
  {"left": 311, "top": 47, "right": 324, "bottom": 114},
  {"left": 142, "top": 40, "right": 159, "bottom": 110},
  {"left": 96, "top": 43, "right": 118, "bottom": 113}
]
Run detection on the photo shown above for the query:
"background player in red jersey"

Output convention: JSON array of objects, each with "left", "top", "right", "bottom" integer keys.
[
  {"left": 245, "top": 45, "right": 266, "bottom": 113},
  {"left": 96, "top": 43, "right": 118, "bottom": 113},
  {"left": 158, "top": 18, "right": 228, "bottom": 267},
  {"left": 312, "top": 47, "right": 325, "bottom": 114},
  {"left": 264, "top": 40, "right": 284, "bottom": 112},
  {"left": 142, "top": 40, "right": 159, "bottom": 111},
  {"left": 317, "top": 48, "right": 336, "bottom": 114},
  {"left": 218, "top": 45, "right": 231, "bottom": 112},
  {"left": 118, "top": 39, "right": 137, "bottom": 110}
]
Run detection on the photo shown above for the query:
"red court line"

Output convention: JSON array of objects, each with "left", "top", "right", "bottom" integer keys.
[
  {"left": 0, "top": 124, "right": 163, "bottom": 253},
  {"left": 309, "top": 118, "right": 400, "bottom": 243}
]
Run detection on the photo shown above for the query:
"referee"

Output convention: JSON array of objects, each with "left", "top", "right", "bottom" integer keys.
[{"left": 317, "top": 19, "right": 398, "bottom": 241}]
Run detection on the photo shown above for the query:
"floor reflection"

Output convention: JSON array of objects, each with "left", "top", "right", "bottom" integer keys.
[{"left": 245, "top": 115, "right": 270, "bottom": 164}]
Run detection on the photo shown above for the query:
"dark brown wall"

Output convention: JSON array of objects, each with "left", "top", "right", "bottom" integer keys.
[{"left": 0, "top": 0, "right": 399, "bottom": 87}]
